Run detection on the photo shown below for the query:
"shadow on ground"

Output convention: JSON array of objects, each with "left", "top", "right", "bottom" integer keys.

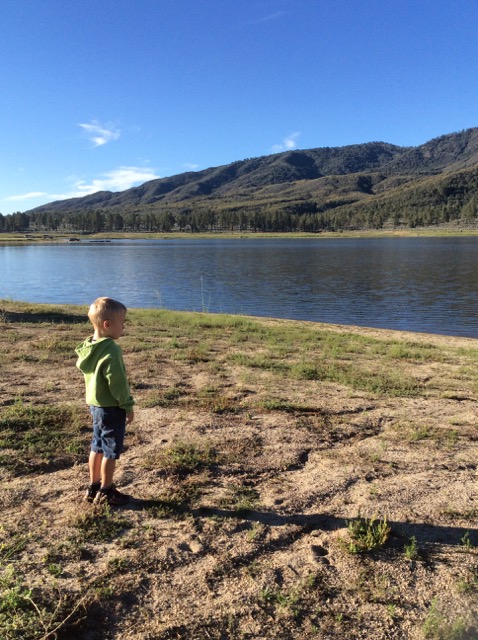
[
  {"left": 124, "top": 499, "right": 478, "bottom": 547},
  {"left": 190, "top": 507, "right": 478, "bottom": 547},
  {"left": 1, "top": 309, "right": 86, "bottom": 324}
]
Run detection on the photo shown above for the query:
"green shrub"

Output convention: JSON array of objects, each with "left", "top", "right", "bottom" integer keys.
[{"left": 343, "top": 516, "right": 390, "bottom": 554}]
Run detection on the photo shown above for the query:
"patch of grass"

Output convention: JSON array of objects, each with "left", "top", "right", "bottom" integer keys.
[
  {"left": 456, "top": 570, "right": 478, "bottom": 594},
  {"left": 42, "top": 541, "right": 84, "bottom": 566},
  {"left": 0, "top": 527, "right": 29, "bottom": 563},
  {"left": 198, "top": 388, "right": 239, "bottom": 414},
  {"left": 460, "top": 531, "right": 475, "bottom": 551},
  {"left": 387, "top": 603, "right": 398, "bottom": 620},
  {"left": 207, "top": 395, "right": 239, "bottom": 414},
  {"left": 439, "top": 429, "right": 459, "bottom": 448},
  {"left": 342, "top": 516, "right": 391, "bottom": 554},
  {"left": 422, "top": 598, "right": 468, "bottom": 639},
  {"left": 0, "top": 567, "right": 38, "bottom": 640},
  {"left": 0, "top": 399, "right": 88, "bottom": 475},
  {"left": 404, "top": 535, "right": 420, "bottom": 561},
  {"left": 144, "top": 487, "right": 196, "bottom": 519},
  {"left": 184, "top": 345, "right": 211, "bottom": 363},
  {"left": 441, "top": 507, "right": 478, "bottom": 523},
  {"left": 143, "top": 441, "right": 219, "bottom": 475},
  {"left": 291, "top": 363, "right": 322, "bottom": 380},
  {"left": 71, "top": 505, "right": 132, "bottom": 542},
  {"left": 392, "top": 421, "right": 460, "bottom": 447},
  {"left": 220, "top": 482, "right": 260, "bottom": 515},
  {"left": 227, "top": 352, "right": 286, "bottom": 372},
  {"left": 34, "top": 338, "right": 73, "bottom": 353},
  {"left": 246, "top": 522, "right": 266, "bottom": 543},
  {"left": 382, "top": 341, "right": 441, "bottom": 362},
  {"left": 259, "top": 398, "right": 296, "bottom": 412},
  {"left": 325, "top": 363, "right": 420, "bottom": 396},
  {"left": 260, "top": 585, "right": 301, "bottom": 617},
  {"left": 47, "top": 563, "right": 64, "bottom": 577},
  {"left": 0, "top": 564, "right": 87, "bottom": 640},
  {"left": 141, "top": 385, "right": 186, "bottom": 408},
  {"left": 230, "top": 351, "right": 419, "bottom": 396},
  {"left": 221, "top": 435, "right": 263, "bottom": 463}
]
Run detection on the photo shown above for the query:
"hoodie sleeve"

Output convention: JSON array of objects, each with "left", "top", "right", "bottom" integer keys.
[{"left": 103, "top": 345, "right": 135, "bottom": 412}]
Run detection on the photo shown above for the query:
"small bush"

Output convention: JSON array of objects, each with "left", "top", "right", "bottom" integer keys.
[
  {"left": 342, "top": 516, "right": 390, "bottom": 554},
  {"left": 404, "top": 535, "right": 420, "bottom": 561}
]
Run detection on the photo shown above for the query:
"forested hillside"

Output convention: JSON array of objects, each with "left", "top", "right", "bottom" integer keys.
[{"left": 3, "top": 127, "right": 478, "bottom": 233}]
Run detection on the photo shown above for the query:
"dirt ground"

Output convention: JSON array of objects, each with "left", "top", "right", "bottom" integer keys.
[{"left": 0, "top": 304, "right": 477, "bottom": 639}]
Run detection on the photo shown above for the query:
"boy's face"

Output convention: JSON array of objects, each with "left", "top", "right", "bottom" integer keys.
[{"left": 103, "top": 311, "right": 126, "bottom": 340}]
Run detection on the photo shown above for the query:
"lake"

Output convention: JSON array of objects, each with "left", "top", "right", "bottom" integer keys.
[{"left": 1, "top": 237, "right": 478, "bottom": 338}]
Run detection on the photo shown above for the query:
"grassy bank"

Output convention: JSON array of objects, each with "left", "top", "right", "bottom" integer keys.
[{"left": 0, "top": 301, "right": 477, "bottom": 639}]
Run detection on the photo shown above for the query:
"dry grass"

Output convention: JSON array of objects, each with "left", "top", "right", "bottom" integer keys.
[{"left": 0, "top": 300, "right": 477, "bottom": 639}]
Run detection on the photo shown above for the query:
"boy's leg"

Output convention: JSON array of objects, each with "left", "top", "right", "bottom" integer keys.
[
  {"left": 95, "top": 457, "right": 129, "bottom": 505},
  {"left": 92, "top": 406, "right": 130, "bottom": 506},
  {"left": 89, "top": 450, "right": 103, "bottom": 484},
  {"left": 85, "top": 408, "right": 104, "bottom": 501},
  {"left": 84, "top": 451, "right": 103, "bottom": 502},
  {"left": 100, "top": 457, "right": 116, "bottom": 489}
]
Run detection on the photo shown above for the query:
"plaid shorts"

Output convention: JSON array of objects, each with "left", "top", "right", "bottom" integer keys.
[{"left": 89, "top": 405, "right": 126, "bottom": 460}]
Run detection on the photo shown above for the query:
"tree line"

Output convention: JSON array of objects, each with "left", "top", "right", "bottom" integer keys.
[
  {"left": 0, "top": 206, "right": 339, "bottom": 234},
  {"left": 1, "top": 187, "right": 477, "bottom": 234}
]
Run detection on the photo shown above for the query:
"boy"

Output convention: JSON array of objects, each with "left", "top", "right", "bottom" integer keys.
[{"left": 76, "top": 297, "right": 135, "bottom": 506}]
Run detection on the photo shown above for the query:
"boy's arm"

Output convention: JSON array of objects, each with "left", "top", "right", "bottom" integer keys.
[{"left": 103, "top": 349, "right": 135, "bottom": 413}]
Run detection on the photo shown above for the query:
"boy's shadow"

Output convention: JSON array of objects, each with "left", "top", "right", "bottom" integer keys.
[
  {"left": 127, "top": 500, "right": 478, "bottom": 547},
  {"left": 194, "top": 507, "right": 478, "bottom": 546}
]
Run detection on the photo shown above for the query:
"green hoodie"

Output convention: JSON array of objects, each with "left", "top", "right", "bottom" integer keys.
[{"left": 75, "top": 337, "right": 134, "bottom": 412}]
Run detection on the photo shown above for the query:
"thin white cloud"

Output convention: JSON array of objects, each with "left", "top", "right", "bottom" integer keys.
[
  {"left": 50, "top": 166, "right": 161, "bottom": 200},
  {"left": 78, "top": 120, "right": 121, "bottom": 147},
  {"left": 251, "top": 11, "right": 286, "bottom": 25},
  {"left": 183, "top": 162, "right": 199, "bottom": 170},
  {"left": 3, "top": 167, "right": 160, "bottom": 211},
  {"left": 4, "top": 191, "right": 48, "bottom": 202},
  {"left": 272, "top": 132, "right": 301, "bottom": 152}
]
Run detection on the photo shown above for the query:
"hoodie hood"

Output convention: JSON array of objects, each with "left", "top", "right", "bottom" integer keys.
[{"left": 75, "top": 337, "right": 114, "bottom": 374}]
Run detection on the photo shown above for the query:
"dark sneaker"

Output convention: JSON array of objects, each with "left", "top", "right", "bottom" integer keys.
[
  {"left": 84, "top": 482, "right": 101, "bottom": 503},
  {"left": 93, "top": 484, "right": 130, "bottom": 507}
]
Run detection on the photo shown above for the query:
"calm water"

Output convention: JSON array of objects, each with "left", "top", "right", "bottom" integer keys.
[{"left": 1, "top": 237, "right": 478, "bottom": 338}]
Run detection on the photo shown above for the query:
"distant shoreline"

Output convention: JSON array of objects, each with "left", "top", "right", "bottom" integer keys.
[{"left": 2, "top": 224, "right": 478, "bottom": 244}]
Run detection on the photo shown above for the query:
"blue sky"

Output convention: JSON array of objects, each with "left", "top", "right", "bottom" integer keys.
[{"left": 2, "top": 0, "right": 478, "bottom": 215}]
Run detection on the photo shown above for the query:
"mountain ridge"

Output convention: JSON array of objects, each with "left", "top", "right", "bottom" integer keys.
[
  {"left": 28, "top": 140, "right": 408, "bottom": 212},
  {"left": 22, "top": 127, "right": 478, "bottom": 231}
]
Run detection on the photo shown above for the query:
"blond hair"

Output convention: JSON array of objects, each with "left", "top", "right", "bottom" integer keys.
[{"left": 88, "top": 297, "right": 127, "bottom": 327}]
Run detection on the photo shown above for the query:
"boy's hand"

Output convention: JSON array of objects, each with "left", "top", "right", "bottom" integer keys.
[{"left": 126, "top": 410, "right": 135, "bottom": 424}]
